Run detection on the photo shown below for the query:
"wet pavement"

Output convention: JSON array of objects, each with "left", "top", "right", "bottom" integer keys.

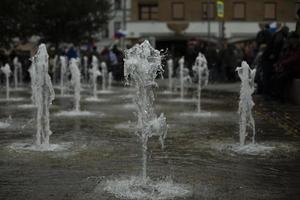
[{"left": 0, "top": 83, "right": 300, "bottom": 200}]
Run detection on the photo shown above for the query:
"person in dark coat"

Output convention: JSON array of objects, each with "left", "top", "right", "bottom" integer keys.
[
  {"left": 272, "top": 32, "right": 300, "bottom": 102},
  {"left": 261, "top": 26, "right": 289, "bottom": 98},
  {"left": 256, "top": 24, "right": 272, "bottom": 48}
]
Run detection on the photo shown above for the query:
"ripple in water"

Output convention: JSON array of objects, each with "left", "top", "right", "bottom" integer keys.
[
  {"left": 101, "top": 176, "right": 191, "bottom": 200},
  {"left": 180, "top": 111, "right": 219, "bottom": 118},
  {"left": 212, "top": 142, "right": 276, "bottom": 156},
  {"left": 54, "top": 110, "right": 102, "bottom": 117},
  {"left": 84, "top": 97, "right": 108, "bottom": 102},
  {"left": 0, "top": 97, "right": 25, "bottom": 102},
  {"left": 17, "top": 104, "right": 36, "bottom": 109},
  {"left": 0, "top": 122, "right": 10, "bottom": 128},
  {"left": 8, "top": 142, "right": 72, "bottom": 152}
]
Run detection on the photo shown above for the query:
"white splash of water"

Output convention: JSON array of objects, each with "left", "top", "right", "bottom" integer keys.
[
  {"left": 167, "top": 58, "right": 173, "bottom": 92},
  {"left": 101, "top": 61, "right": 107, "bottom": 91},
  {"left": 192, "top": 52, "right": 209, "bottom": 113},
  {"left": 51, "top": 55, "right": 59, "bottom": 84},
  {"left": 31, "top": 44, "right": 55, "bottom": 150},
  {"left": 1, "top": 64, "right": 11, "bottom": 100},
  {"left": 13, "top": 57, "right": 23, "bottom": 88},
  {"left": 0, "top": 121, "right": 10, "bottom": 128},
  {"left": 69, "top": 58, "right": 81, "bottom": 112},
  {"left": 236, "top": 61, "right": 256, "bottom": 146},
  {"left": 124, "top": 40, "right": 168, "bottom": 180},
  {"left": 59, "top": 56, "right": 67, "bottom": 96},
  {"left": 178, "top": 57, "right": 191, "bottom": 100},
  {"left": 103, "top": 176, "right": 190, "bottom": 200},
  {"left": 90, "top": 55, "right": 101, "bottom": 98},
  {"left": 108, "top": 72, "right": 113, "bottom": 91},
  {"left": 83, "top": 56, "right": 89, "bottom": 82}
]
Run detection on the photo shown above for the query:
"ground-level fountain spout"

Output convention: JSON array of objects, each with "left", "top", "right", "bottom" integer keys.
[
  {"left": 90, "top": 56, "right": 101, "bottom": 98},
  {"left": 31, "top": 44, "right": 55, "bottom": 149},
  {"left": 236, "top": 61, "right": 256, "bottom": 146},
  {"left": 1, "top": 64, "right": 12, "bottom": 100},
  {"left": 124, "top": 40, "right": 168, "bottom": 181},
  {"left": 69, "top": 58, "right": 81, "bottom": 112},
  {"left": 167, "top": 58, "right": 174, "bottom": 92},
  {"left": 193, "top": 53, "right": 209, "bottom": 113}
]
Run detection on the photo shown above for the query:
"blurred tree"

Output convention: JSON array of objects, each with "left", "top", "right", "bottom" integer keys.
[
  {"left": 35, "top": 0, "right": 111, "bottom": 45},
  {"left": 0, "top": 0, "right": 36, "bottom": 47},
  {"left": 0, "top": 0, "right": 111, "bottom": 47}
]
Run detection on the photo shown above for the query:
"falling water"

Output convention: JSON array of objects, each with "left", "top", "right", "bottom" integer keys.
[
  {"left": 179, "top": 57, "right": 184, "bottom": 100},
  {"left": 13, "top": 57, "right": 22, "bottom": 88},
  {"left": 83, "top": 56, "right": 88, "bottom": 82},
  {"left": 193, "top": 53, "right": 209, "bottom": 113},
  {"left": 124, "top": 40, "right": 168, "bottom": 181},
  {"left": 60, "top": 56, "right": 67, "bottom": 96},
  {"left": 101, "top": 61, "right": 107, "bottom": 91},
  {"left": 28, "top": 59, "right": 37, "bottom": 105},
  {"left": 31, "top": 44, "right": 55, "bottom": 149},
  {"left": 167, "top": 58, "right": 173, "bottom": 92},
  {"left": 108, "top": 72, "right": 113, "bottom": 91},
  {"left": 51, "top": 55, "right": 59, "bottom": 84},
  {"left": 102, "top": 41, "right": 189, "bottom": 200},
  {"left": 1, "top": 64, "right": 11, "bottom": 100},
  {"left": 90, "top": 55, "right": 101, "bottom": 98},
  {"left": 236, "top": 61, "right": 256, "bottom": 146},
  {"left": 69, "top": 58, "right": 81, "bottom": 112}
]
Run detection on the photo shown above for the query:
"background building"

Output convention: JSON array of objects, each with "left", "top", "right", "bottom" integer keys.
[
  {"left": 126, "top": 0, "right": 299, "bottom": 54},
  {"left": 98, "top": 0, "right": 131, "bottom": 48}
]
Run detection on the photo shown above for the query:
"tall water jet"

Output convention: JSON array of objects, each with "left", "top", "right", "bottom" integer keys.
[
  {"left": 124, "top": 40, "right": 167, "bottom": 181},
  {"left": 59, "top": 56, "right": 67, "bottom": 96},
  {"left": 1, "top": 64, "right": 11, "bottom": 100},
  {"left": 83, "top": 56, "right": 88, "bottom": 82},
  {"left": 31, "top": 44, "right": 55, "bottom": 149},
  {"left": 103, "top": 40, "right": 190, "bottom": 200},
  {"left": 13, "top": 57, "right": 23, "bottom": 88},
  {"left": 51, "top": 55, "right": 59, "bottom": 84},
  {"left": 193, "top": 53, "right": 209, "bottom": 113},
  {"left": 90, "top": 55, "right": 101, "bottom": 98},
  {"left": 25, "top": 60, "right": 37, "bottom": 107},
  {"left": 101, "top": 61, "right": 107, "bottom": 91},
  {"left": 179, "top": 57, "right": 185, "bottom": 99},
  {"left": 236, "top": 61, "right": 256, "bottom": 146},
  {"left": 167, "top": 58, "right": 174, "bottom": 92},
  {"left": 69, "top": 58, "right": 81, "bottom": 112},
  {"left": 108, "top": 72, "right": 113, "bottom": 91}
]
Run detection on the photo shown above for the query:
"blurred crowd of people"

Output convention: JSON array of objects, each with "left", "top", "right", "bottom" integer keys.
[
  {"left": 181, "top": 9, "right": 300, "bottom": 103},
  {"left": 1, "top": 8, "right": 299, "bottom": 104},
  {"left": 0, "top": 42, "right": 125, "bottom": 84}
]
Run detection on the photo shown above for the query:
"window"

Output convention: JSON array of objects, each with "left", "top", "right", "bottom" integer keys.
[
  {"left": 172, "top": 2, "right": 185, "bottom": 20},
  {"left": 114, "top": 21, "right": 121, "bottom": 33},
  {"left": 233, "top": 2, "right": 246, "bottom": 20},
  {"left": 202, "top": 2, "right": 215, "bottom": 19},
  {"left": 138, "top": 4, "right": 158, "bottom": 20},
  {"left": 264, "top": 2, "right": 276, "bottom": 20},
  {"left": 115, "top": 0, "right": 122, "bottom": 10}
]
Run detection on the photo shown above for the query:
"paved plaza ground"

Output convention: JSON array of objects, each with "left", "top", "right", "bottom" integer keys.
[{"left": 0, "top": 82, "right": 300, "bottom": 200}]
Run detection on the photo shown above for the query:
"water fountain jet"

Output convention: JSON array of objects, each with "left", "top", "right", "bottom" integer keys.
[
  {"left": 193, "top": 52, "right": 209, "bottom": 113},
  {"left": 102, "top": 40, "right": 190, "bottom": 200},
  {"left": 236, "top": 61, "right": 256, "bottom": 146},
  {"left": 32, "top": 44, "right": 55, "bottom": 149},
  {"left": 1, "top": 64, "right": 11, "bottom": 100}
]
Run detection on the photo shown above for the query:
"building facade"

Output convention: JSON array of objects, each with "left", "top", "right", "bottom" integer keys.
[
  {"left": 98, "top": 0, "right": 131, "bottom": 48},
  {"left": 126, "top": 0, "right": 299, "bottom": 46}
]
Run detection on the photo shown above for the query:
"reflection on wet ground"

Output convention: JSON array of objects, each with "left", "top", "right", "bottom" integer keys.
[{"left": 0, "top": 85, "right": 300, "bottom": 200}]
